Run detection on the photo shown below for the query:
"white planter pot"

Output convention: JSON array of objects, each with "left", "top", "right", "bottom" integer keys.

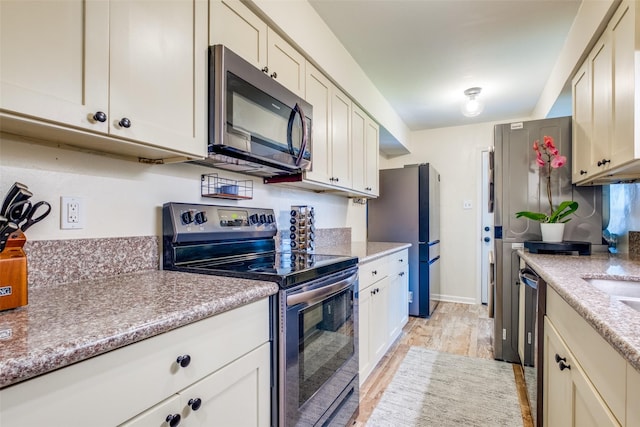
[{"left": 540, "top": 223, "right": 565, "bottom": 243}]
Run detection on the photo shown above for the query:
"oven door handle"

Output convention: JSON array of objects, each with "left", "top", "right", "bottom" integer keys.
[{"left": 287, "top": 273, "right": 357, "bottom": 307}]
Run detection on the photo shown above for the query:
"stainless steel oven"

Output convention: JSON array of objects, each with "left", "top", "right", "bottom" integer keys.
[
  {"left": 281, "top": 266, "right": 359, "bottom": 427},
  {"left": 162, "top": 203, "right": 360, "bottom": 427}
]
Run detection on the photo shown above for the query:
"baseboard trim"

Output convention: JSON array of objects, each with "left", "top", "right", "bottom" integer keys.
[{"left": 433, "top": 294, "right": 476, "bottom": 305}]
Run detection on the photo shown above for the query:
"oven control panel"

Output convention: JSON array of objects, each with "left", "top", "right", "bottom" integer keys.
[{"left": 164, "top": 203, "right": 277, "bottom": 233}]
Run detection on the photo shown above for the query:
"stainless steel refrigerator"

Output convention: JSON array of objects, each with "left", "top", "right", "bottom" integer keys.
[
  {"left": 493, "top": 116, "right": 602, "bottom": 363},
  {"left": 367, "top": 164, "right": 440, "bottom": 318}
]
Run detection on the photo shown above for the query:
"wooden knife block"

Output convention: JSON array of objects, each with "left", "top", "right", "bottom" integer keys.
[{"left": 0, "top": 230, "right": 28, "bottom": 311}]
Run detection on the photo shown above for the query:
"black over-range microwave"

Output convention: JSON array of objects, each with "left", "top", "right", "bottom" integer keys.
[{"left": 191, "top": 44, "right": 312, "bottom": 178}]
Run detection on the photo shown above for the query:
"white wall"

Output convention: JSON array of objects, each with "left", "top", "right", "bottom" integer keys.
[{"left": 0, "top": 133, "right": 367, "bottom": 241}]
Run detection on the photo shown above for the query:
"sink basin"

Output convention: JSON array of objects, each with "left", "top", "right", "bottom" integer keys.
[{"left": 584, "top": 278, "right": 640, "bottom": 311}]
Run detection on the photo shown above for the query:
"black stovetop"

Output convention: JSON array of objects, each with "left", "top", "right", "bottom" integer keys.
[{"left": 174, "top": 251, "right": 358, "bottom": 288}]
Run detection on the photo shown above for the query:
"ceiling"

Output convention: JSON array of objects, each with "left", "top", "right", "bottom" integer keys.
[{"left": 308, "top": 0, "right": 582, "bottom": 132}]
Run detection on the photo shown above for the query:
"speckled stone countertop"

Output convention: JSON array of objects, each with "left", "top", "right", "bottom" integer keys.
[
  {"left": 316, "top": 241, "right": 411, "bottom": 263},
  {"left": 0, "top": 271, "right": 278, "bottom": 389},
  {"left": 519, "top": 251, "right": 640, "bottom": 371}
]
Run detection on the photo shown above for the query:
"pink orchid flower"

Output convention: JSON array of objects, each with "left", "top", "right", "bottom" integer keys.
[{"left": 550, "top": 155, "right": 566, "bottom": 168}]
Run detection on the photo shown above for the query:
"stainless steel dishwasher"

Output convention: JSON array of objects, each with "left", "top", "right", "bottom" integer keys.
[{"left": 518, "top": 260, "right": 545, "bottom": 427}]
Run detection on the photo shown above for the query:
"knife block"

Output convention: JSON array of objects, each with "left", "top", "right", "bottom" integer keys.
[{"left": 0, "top": 230, "right": 28, "bottom": 311}]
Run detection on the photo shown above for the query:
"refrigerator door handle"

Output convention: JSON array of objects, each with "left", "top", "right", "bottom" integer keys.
[
  {"left": 428, "top": 256, "right": 440, "bottom": 265},
  {"left": 428, "top": 240, "right": 440, "bottom": 246}
]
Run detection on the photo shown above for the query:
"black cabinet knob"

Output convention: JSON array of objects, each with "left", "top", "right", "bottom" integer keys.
[
  {"left": 118, "top": 117, "right": 131, "bottom": 128},
  {"left": 261, "top": 66, "right": 269, "bottom": 73},
  {"left": 559, "top": 360, "right": 571, "bottom": 371},
  {"left": 597, "top": 159, "right": 611, "bottom": 167},
  {"left": 484, "top": 237, "right": 491, "bottom": 242},
  {"left": 372, "top": 270, "right": 377, "bottom": 276},
  {"left": 270, "top": 72, "right": 277, "bottom": 79},
  {"left": 166, "top": 414, "right": 181, "bottom": 427},
  {"left": 93, "top": 111, "right": 107, "bottom": 123},
  {"left": 176, "top": 354, "right": 191, "bottom": 368},
  {"left": 399, "top": 272, "right": 405, "bottom": 277},
  {"left": 188, "top": 398, "right": 202, "bottom": 411},
  {"left": 580, "top": 170, "right": 587, "bottom": 175},
  {"left": 554, "top": 354, "right": 566, "bottom": 363}
]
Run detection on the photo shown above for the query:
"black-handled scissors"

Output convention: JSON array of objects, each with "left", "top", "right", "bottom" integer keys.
[{"left": 9, "top": 200, "right": 51, "bottom": 232}]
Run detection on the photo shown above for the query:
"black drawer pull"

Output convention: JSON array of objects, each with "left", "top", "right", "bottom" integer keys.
[{"left": 176, "top": 354, "right": 191, "bottom": 368}]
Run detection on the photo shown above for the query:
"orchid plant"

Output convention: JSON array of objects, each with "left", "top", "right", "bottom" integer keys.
[{"left": 515, "top": 136, "right": 578, "bottom": 223}]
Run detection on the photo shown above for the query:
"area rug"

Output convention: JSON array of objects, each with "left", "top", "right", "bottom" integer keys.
[{"left": 366, "top": 347, "right": 523, "bottom": 427}]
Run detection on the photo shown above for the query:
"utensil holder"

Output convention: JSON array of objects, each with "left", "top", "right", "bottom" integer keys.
[
  {"left": 0, "top": 230, "right": 28, "bottom": 311},
  {"left": 289, "top": 205, "right": 315, "bottom": 252}
]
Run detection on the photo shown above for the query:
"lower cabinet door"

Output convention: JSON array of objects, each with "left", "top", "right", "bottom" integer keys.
[
  {"left": 544, "top": 318, "right": 620, "bottom": 427},
  {"left": 179, "top": 342, "right": 271, "bottom": 427}
]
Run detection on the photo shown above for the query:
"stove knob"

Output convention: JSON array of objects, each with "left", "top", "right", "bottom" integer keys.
[
  {"left": 259, "top": 214, "right": 267, "bottom": 224},
  {"left": 194, "top": 211, "right": 207, "bottom": 225},
  {"left": 249, "top": 214, "right": 259, "bottom": 225},
  {"left": 181, "top": 211, "right": 194, "bottom": 225},
  {"left": 267, "top": 214, "right": 275, "bottom": 223}
]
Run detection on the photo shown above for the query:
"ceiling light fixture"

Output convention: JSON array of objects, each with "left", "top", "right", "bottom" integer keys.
[{"left": 461, "top": 87, "right": 484, "bottom": 117}]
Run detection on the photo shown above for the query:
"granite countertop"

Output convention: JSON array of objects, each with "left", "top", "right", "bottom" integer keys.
[
  {"left": 317, "top": 241, "right": 411, "bottom": 263},
  {"left": 0, "top": 270, "right": 278, "bottom": 389},
  {"left": 519, "top": 251, "right": 640, "bottom": 371},
  {"left": 0, "top": 242, "right": 406, "bottom": 389}
]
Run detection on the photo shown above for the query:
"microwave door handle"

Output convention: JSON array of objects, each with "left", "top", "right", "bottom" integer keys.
[{"left": 287, "top": 103, "right": 307, "bottom": 167}]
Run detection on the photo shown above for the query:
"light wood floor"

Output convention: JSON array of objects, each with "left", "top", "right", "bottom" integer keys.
[{"left": 353, "top": 301, "right": 534, "bottom": 427}]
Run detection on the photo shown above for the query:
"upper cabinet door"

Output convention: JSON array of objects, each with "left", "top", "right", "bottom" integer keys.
[
  {"left": 365, "top": 118, "right": 380, "bottom": 196},
  {"left": 109, "top": 0, "right": 207, "bottom": 156},
  {"left": 304, "top": 63, "right": 333, "bottom": 185},
  {"left": 209, "top": 0, "right": 267, "bottom": 69},
  {"left": 0, "top": 0, "right": 109, "bottom": 133},
  {"left": 331, "top": 87, "right": 353, "bottom": 189},
  {"left": 267, "top": 28, "right": 306, "bottom": 98}
]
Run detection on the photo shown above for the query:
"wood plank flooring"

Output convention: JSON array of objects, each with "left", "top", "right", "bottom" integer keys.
[{"left": 354, "top": 301, "right": 534, "bottom": 427}]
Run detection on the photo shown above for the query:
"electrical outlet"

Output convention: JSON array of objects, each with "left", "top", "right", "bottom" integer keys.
[{"left": 61, "top": 197, "right": 85, "bottom": 229}]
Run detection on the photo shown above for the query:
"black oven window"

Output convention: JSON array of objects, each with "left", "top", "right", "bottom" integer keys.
[{"left": 298, "top": 289, "right": 354, "bottom": 406}]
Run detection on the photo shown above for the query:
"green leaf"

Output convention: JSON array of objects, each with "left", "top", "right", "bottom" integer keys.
[
  {"left": 515, "top": 211, "right": 549, "bottom": 222},
  {"left": 548, "top": 201, "right": 579, "bottom": 223}
]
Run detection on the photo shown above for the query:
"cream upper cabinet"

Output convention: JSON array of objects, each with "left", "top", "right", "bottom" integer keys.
[
  {"left": 572, "top": 61, "right": 593, "bottom": 181},
  {"left": 365, "top": 115, "right": 380, "bottom": 196},
  {"left": 351, "top": 105, "right": 379, "bottom": 196},
  {"left": 589, "top": 29, "right": 613, "bottom": 175},
  {"left": 109, "top": 0, "right": 207, "bottom": 157},
  {"left": 209, "top": 0, "right": 305, "bottom": 97},
  {"left": 610, "top": 1, "right": 636, "bottom": 167},
  {"left": 0, "top": 0, "right": 207, "bottom": 160},
  {"left": 304, "top": 63, "right": 333, "bottom": 184},
  {"left": 573, "top": 0, "right": 640, "bottom": 185},
  {"left": 351, "top": 105, "right": 367, "bottom": 193},
  {"left": 209, "top": 0, "right": 268, "bottom": 69},
  {"left": 330, "top": 87, "right": 353, "bottom": 189},
  {"left": 266, "top": 28, "right": 306, "bottom": 98},
  {"left": 1, "top": 0, "right": 109, "bottom": 132}
]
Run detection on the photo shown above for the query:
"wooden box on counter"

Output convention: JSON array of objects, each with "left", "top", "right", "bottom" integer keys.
[{"left": 0, "top": 230, "right": 28, "bottom": 311}]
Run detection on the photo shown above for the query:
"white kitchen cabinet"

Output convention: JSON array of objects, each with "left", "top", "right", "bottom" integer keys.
[
  {"left": 304, "top": 63, "right": 333, "bottom": 184},
  {"left": 329, "top": 87, "right": 353, "bottom": 189},
  {"left": 0, "top": 299, "right": 271, "bottom": 427},
  {"left": 544, "top": 286, "right": 626, "bottom": 426},
  {"left": 572, "top": 60, "right": 593, "bottom": 181},
  {"left": 121, "top": 342, "right": 271, "bottom": 427},
  {"left": 0, "top": 0, "right": 207, "bottom": 161},
  {"left": 543, "top": 319, "right": 620, "bottom": 427},
  {"left": 573, "top": 0, "right": 640, "bottom": 185},
  {"left": 209, "top": 0, "right": 305, "bottom": 97},
  {"left": 358, "top": 249, "right": 409, "bottom": 386},
  {"left": 387, "top": 249, "right": 409, "bottom": 342},
  {"left": 351, "top": 104, "right": 380, "bottom": 197}
]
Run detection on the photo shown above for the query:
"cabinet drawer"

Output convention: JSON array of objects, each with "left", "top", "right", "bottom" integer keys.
[
  {"left": 359, "top": 257, "right": 389, "bottom": 291},
  {"left": 389, "top": 249, "right": 408, "bottom": 274},
  {"left": 0, "top": 298, "right": 270, "bottom": 427},
  {"left": 546, "top": 287, "right": 626, "bottom": 423}
]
